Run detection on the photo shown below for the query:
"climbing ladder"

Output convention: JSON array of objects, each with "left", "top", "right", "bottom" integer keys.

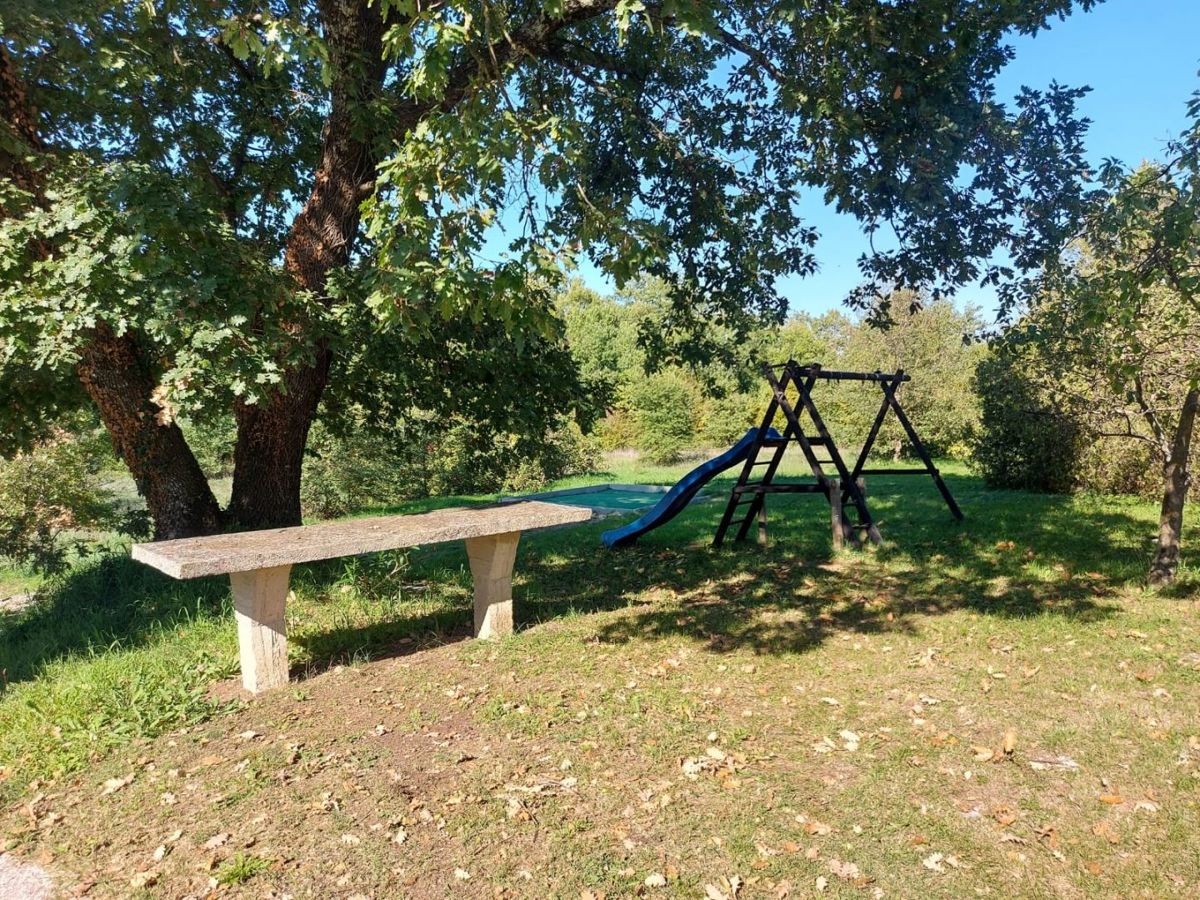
[{"left": 712, "top": 360, "right": 962, "bottom": 548}]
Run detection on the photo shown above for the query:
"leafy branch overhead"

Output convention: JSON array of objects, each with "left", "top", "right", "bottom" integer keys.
[
  {"left": 221, "top": 0, "right": 1098, "bottom": 332},
  {"left": 1, "top": 0, "right": 1102, "bottom": 534}
]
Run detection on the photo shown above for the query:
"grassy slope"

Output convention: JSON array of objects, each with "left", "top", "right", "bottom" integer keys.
[{"left": 1, "top": 456, "right": 1199, "bottom": 898}]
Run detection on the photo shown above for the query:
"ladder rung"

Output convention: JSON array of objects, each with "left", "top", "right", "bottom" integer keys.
[{"left": 751, "top": 459, "right": 773, "bottom": 466}]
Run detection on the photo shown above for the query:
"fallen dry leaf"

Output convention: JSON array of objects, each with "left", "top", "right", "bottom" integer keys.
[
  {"left": 202, "top": 832, "right": 230, "bottom": 851},
  {"left": 992, "top": 805, "right": 1017, "bottom": 826},
  {"left": 101, "top": 774, "right": 134, "bottom": 796},
  {"left": 1002, "top": 730, "right": 1017, "bottom": 755},
  {"left": 922, "top": 852, "right": 946, "bottom": 873},
  {"left": 1029, "top": 753, "right": 1080, "bottom": 772},
  {"left": 827, "top": 858, "right": 862, "bottom": 880},
  {"left": 129, "top": 871, "right": 157, "bottom": 889}
]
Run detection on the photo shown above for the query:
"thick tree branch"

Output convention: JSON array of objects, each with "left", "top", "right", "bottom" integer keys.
[{"left": 1133, "top": 374, "right": 1171, "bottom": 458}]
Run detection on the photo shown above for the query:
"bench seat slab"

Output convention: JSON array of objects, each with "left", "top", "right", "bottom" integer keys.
[{"left": 131, "top": 501, "right": 591, "bottom": 579}]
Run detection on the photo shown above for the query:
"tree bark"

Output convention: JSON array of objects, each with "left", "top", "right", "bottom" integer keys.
[
  {"left": 76, "top": 324, "right": 224, "bottom": 539},
  {"left": 1149, "top": 385, "right": 1198, "bottom": 587},
  {"left": 3, "top": 45, "right": 222, "bottom": 540},
  {"left": 225, "top": 0, "right": 387, "bottom": 530}
]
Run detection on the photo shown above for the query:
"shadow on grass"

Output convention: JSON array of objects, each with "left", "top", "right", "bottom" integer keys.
[
  {"left": 0, "top": 557, "right": 232, "bottom": 685},
  {"left": 3, "top": 471, "right": 1182, "bottom": 686}
]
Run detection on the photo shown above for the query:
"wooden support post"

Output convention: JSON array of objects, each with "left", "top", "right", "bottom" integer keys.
[
  {"left": 230, "top": 564, "right": 292, "bottom": 694},
  {"left": 829, "top": 479, "right": 844, "bottom": 551},
  {"left": 466, "top": 532, "right": 521, "bottom": 639}
]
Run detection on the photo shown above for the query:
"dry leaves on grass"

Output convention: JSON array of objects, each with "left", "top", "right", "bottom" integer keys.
[
  {"left": 1092, "top": 820, "right": 1121, "bottom": 845},
  {"left": 202, "top": 832, "right": 230, "bottom": 850},
  {"left": 970, "top": 729, "right": 1018, "bottom": 763}
]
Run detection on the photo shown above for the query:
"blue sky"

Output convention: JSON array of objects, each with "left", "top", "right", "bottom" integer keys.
[
  {"left": 779, "top": 0, "right": 1200, "bottom": 318},
  {"left": 567, "top": 0, "right": 1200, "bottom": 319}
]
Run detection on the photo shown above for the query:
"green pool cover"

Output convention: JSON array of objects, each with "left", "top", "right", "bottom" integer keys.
[{"left": 537, "top": 489, "right": 664, "bottom": 511}]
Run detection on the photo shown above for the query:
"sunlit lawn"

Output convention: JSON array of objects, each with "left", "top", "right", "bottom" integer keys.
[{"left": 2, "top": 453, "right": 1198, "bottom": 897}]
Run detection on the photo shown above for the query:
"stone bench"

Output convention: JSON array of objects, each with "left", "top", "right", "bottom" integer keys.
[{"left": 131, "top": 501, "right": 591, "bottom": 693}]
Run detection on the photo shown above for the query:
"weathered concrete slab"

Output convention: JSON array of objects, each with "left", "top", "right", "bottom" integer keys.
[
  {"left": 132, "top": 501, "right": 592, "bottom": 579},
  {"left": 0, "top": 854, "right": 52, "bottom": 900}
]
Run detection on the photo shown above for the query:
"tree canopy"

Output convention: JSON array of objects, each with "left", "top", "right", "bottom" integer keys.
[{"left": 1, "top": 0, "right": 1099, "bottom": 535}]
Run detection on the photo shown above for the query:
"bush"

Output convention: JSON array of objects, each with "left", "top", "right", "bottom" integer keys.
[
  {"left": 0, "top": 431, "right": 122, "bottom": 574},
  {"left": 180, "top": 416, "right": 237, "bottom": 479},
  {"left": 502, "top": 420, "right": 601, "bottom": 493},
  {"left": 623, "top": 371, "right": 701, "bottom": 464},
  {"left": 596, "top": 408, "right": 639, "bottom": 452},
  {"left": 300, "top": 415, "right": 601, "bottom": 518},
  {"left": 971, "top": 350, "right": 1082, "bottom": 494},
  {"left": 699, "top": 392, "right": 758, "bottom": 447},
  {"left": 300, "top": 422, "right": 414, "bottom": 519}
]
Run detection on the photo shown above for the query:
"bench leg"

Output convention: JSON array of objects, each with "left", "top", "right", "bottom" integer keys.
[
  {"left": 230, "top": 565, "right": 292, "bottom": 693},
  {"left": 466, "top": 532, "right": 520, "bottom": 639}
]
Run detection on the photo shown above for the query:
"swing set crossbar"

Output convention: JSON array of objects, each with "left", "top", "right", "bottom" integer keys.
[{"left": 763, "top": 364, "right": 912, "bottom": 384}]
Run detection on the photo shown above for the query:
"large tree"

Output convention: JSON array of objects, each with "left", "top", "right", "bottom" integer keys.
[
  {"left": 1, "top": 0, "right": 1096, "bottom": 537},
  {"left": 1042, "top": 142, "right": 1200, "bottom": 586}
]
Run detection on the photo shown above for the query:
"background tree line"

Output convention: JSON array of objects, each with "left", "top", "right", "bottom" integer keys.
[{"left": 560, "top": 278, "right": 986, "bottom": 465}]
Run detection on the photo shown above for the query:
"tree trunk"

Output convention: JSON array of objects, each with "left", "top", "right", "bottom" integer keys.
[
  {"left": 76, "top": 324, "right": 224, "bottom": 539},
  {"left": 226, "top": 353, "right": 333, "bottom": 529},
  {"left": 4, "top": 45, "right": 222, "bottom": 540},
  {"left": 1149, "top": 386, "right": 1199, "bottom": 587},
  {"left": 226, "top": 0, "right": 386, "bottom": 530}
]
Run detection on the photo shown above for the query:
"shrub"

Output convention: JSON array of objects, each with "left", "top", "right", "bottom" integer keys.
[
  {"left": 596, "top": 408, "right": 639, "bottom": 452},
  {"left": 623, "top": 371, "right": 701, "bottom": 464},
  {"left": 179, "top": 416, "right": 237, "bottom": 478},
  {"left": 502, "top": 420, "right": 601, "bottom": 493},
  {"left": 971, "top": 350, "right": 1082, "bottom": 494},
  {"left": 300, "top": 422, "right": 414, "bottom": 519},
  {"left": 0, "top": 431, "right": 123, "bottom": 574},
  {"left": 300, "top": 415, "right": 600, "bottom": 518},
  {"left": 699, "top": 392, "right": 758, "bottom": 447}
]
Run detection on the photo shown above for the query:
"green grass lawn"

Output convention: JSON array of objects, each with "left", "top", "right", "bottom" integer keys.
[{"left": 1, "top": 456, "right": 1198, "bottom": 898}]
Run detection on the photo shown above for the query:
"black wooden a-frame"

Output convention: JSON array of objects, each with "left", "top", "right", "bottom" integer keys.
[{"left": 713, "top": 360, "right": 962, "bottom": 548}]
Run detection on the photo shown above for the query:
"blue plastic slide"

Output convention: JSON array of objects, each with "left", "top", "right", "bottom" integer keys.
[{"left": 602, "top": 427, "right": 781, "bottom": 548}]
